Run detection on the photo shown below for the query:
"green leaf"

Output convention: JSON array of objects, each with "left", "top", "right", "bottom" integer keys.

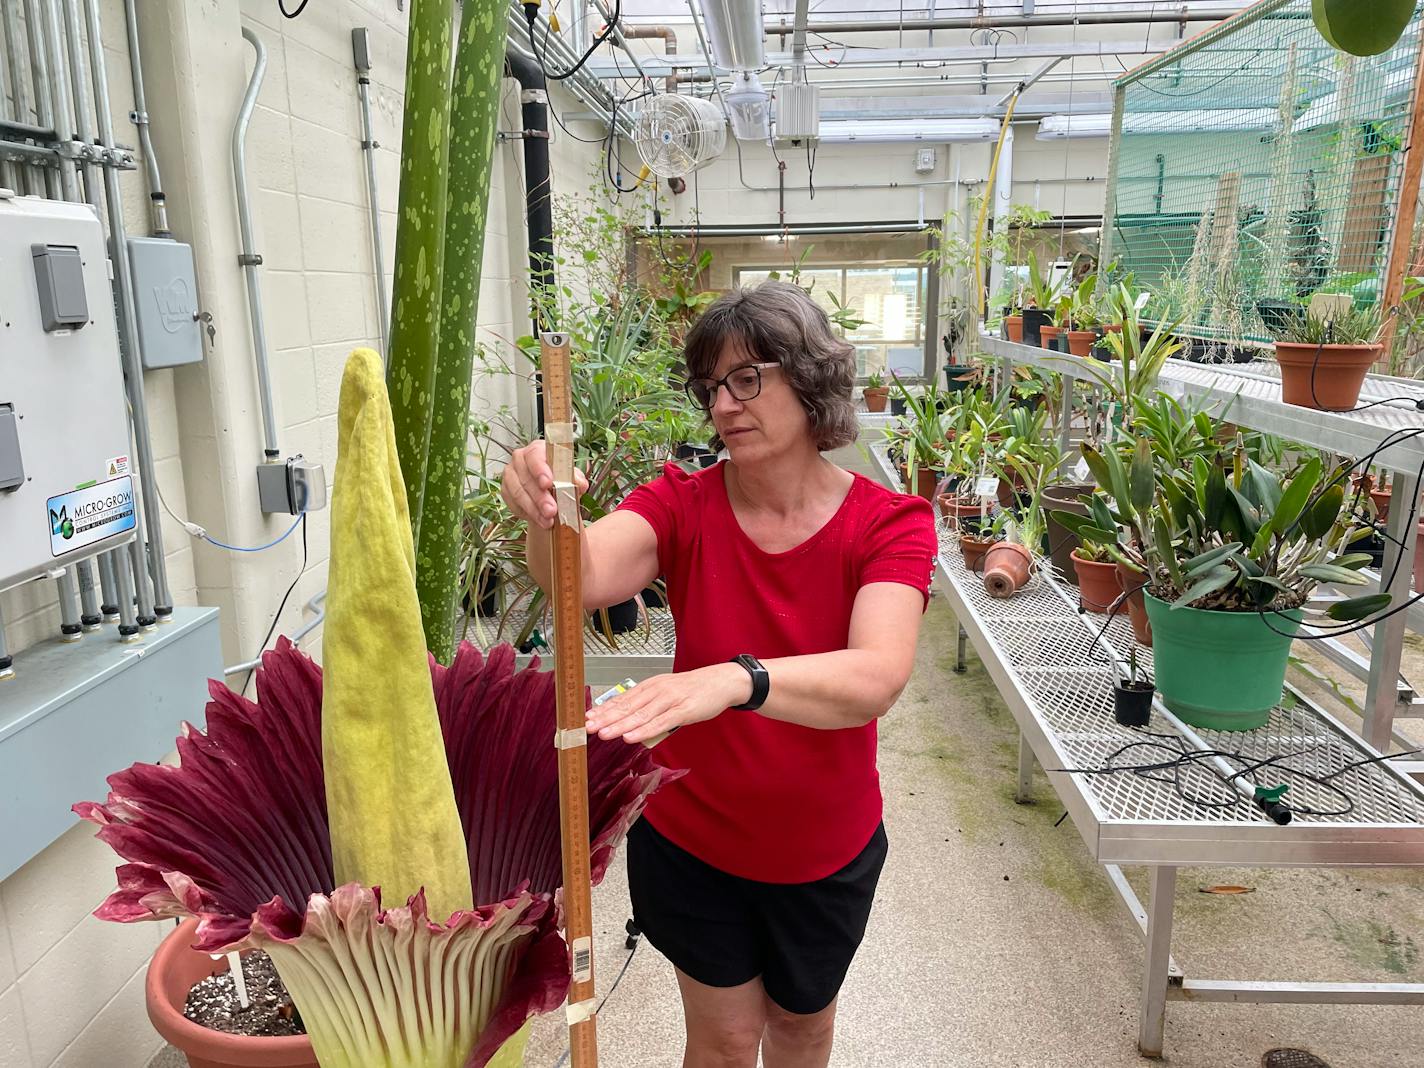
[
  {"left": 1129, "top": 438, "right": 1154, "bottom": 516},
  {"left": 1263, "top": 456, "right": 1322, "bottom": 550},
  {"left": 1243, "top": 460, "right": 1283, "bottom": 514},
  {"left": 1302, "top": 484, "right": 1345, "bottom": 540},
  {"left": 1326, "top": 592, "right": 1393, "bottom": 621},
  {"left": 1332, "top": 552, "right": 1374, "bottom": 570},
  {"left": 1171, "top": 565, "right": 1236, "bottom": 608},
  {"left": 1184, "top": 542, "right": 1244, "bottom": 575},
  {"left": 1080, "top": 445, "right": 1113, "bottom": 493},
  {"left": 1154, "top": 512, "right": 1184, "bottom": 589},
  {"left": 1102, "top": 445, "right": 1131, "bottom": 512},
  {"left": 1204, "top": 462, "right": 1227, "bottom": 529},
  {"left": 1300, "top": 563, "right": 1372, "bottom": 586}
]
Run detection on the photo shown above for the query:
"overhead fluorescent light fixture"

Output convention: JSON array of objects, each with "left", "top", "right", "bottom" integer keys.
[
  {"left": 818, "top": 118, "right": 1000, "bottom": 144},
  {"left": 1037, "top": 108, "right": 1280, "bottom": 140}
]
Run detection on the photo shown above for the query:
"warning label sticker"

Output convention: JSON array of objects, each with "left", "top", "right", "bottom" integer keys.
[
  {"left": 48, "top": 475, "right": 136, "bottom": 556},
  {"left": 105, "top": 455, "right": 131, "bottom": 477}
]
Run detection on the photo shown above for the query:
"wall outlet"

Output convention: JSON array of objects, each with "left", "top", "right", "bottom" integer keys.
[{"left": 257, "top": 455, "right": 327, "bottom": 515}]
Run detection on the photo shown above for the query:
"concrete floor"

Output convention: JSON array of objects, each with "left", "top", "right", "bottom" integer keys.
[{"left": 153, "top": 593, "right": 1424, "bottom": 1068}]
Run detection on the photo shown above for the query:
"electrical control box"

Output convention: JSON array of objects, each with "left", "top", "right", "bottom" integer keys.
[
  {"left": 774, "top": 78, "right": 820, "bottom": 144},
  {"left": 0, "top": 192, "right": 135, "bottom": 593},
  {"left": 129, "top": 235, "right": 203, "bottom": 369}
]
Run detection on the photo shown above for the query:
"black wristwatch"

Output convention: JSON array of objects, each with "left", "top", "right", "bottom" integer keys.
[{"left": 729, "top": 653, "right": 770, "bottom": 711}]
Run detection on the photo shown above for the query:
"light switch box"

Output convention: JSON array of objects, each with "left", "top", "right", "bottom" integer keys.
[
  {"left": 31, "top": 243, "right": 89, "bottom": 331},
  {"left": 0, "top": 405, "right": 22, "bottom": 492},
  {"left": 129, "top": 236, "right": 203, "bottom": 368}
]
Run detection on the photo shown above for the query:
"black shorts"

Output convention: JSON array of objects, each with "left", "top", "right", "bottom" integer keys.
[{"left": 626, "top": 818, "right": 888, "bottom": 1015}]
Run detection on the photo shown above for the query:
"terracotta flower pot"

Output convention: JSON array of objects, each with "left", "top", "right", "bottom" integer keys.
[
  {"left": 1104, "top": 322, "right": 1123, "bottom": 334},
  {"left": 982, "top": 542, "right": 1033, "bottom": 598},
  {"left": 1274, "top": 342, "right": 1383, "bottom": 411},
  {"left": 863, "top": 386, "right": 889, "bottom": 413},
  {"left": 1115, "top": 562, "right": 1153, "bottom": 646},
  {"left": 903, "top": 464, "right": 940, "bottom": 502},
  {"left": 1005, "top": 315, "right": 1024, "bottom": 343},
  {"left": 1415, "top": 519, "right": 1424, "bottom": 593},
  {"left": 147, "top": 919, "right": 318, "bottom": 1068},
  {"left": 1043, "top": 482, "right": 1096, "bottom": 586},
  {"left": 1065, "top": 330, "right": 1098, "bottom": 358},
  {"left": 1040, "top": 324, "right": 1063, "bottom": 350},
  {"left": 1071, "top": 550, "right": 1121, "bottom": 614},
  {"left": 938, "top": 494, "right": 989, "bottom": 530},
  {"left": 960, "top": 534, "right": 997, "bottom": 573}
]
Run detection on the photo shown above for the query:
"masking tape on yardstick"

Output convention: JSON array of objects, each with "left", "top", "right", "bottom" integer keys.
[
  {"left": 554, "top": 480, "right": 582, "bottom": 529},
  {"left": 546, "top": 421, "right": 575, "bottom": 446},
  {"left": 554, "top": 726, "right": 588, "bottom": 750},
  {"left": 566, "top": 997, "right": 598, "bottom": 1026}
]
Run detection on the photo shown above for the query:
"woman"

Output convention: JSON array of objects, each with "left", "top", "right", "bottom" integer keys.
[{"left": 501, "top": 280, "right": 936, "bottom": 1067}]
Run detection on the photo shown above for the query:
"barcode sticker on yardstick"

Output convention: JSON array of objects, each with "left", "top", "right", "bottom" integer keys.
[{"left": 571, "top": 936, "right": 593, "bottom": 983}]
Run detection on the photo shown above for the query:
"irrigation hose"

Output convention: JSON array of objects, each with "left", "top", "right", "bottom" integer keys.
[{"left": 972, "top": 86, "right": 1024, "bottom": 322}]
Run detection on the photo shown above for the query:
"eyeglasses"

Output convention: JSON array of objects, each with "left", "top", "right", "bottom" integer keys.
[{"left": 684, "top": 362, "right": 779, "bottom": 412}]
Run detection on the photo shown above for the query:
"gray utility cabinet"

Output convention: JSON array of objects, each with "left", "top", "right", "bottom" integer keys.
[{"left": 0, "top": 192, "right": 135, "bottom": 591}]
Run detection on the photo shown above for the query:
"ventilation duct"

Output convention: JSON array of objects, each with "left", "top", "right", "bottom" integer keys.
[{"left": 699, "top": 0, "right": 766, "bottom": 71}]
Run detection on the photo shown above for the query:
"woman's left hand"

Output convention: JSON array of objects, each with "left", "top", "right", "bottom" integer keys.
[{"left": 587, "top": 664, "right": 749, "bottom": 745}]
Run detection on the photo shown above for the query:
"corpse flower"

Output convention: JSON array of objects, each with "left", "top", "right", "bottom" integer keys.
[{"left": 76, "top": 349, "right": 672, "bottom": 1067}]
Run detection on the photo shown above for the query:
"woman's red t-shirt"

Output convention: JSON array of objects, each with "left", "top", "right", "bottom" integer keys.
[{"left": 617, "top": 461, "right": 937, "bottom": 883}]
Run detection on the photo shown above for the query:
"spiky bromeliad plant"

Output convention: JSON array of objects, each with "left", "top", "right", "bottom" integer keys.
[{"left": 77, "top": 351, "right": 672, "bottom": 1068}]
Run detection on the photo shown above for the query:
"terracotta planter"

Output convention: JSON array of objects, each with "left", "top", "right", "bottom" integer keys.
[
  {"left": 1416, "top": 520, "right": 1424, "bottom": 592},
  {"left": 1043, "top": 482, "right": 1096, "bottom": 586},
  {"left": 1040, "top": 324, "right": 1063, "bottom": 350},
  {"left": 982, "top": 542, "right": 1033, "bottom": 598},
  {"left": 960, "top": 534, "right": 997, "bottom": 573},
  {"left": 863, "top": 386, "right": 889, "bottom": 413},
  {"left": 1071, "top": 550, "right": 1121, "bottom": 614},
  {"left": 1004, "top": 315, "right": 1024, "bottom": 343},
  {"left": 1274, "top": 342, "right": 1383, "bottom": 411},
  {"left": 1104, "top": 322, "right": 1123, "bottom": 334},
  {"left": 995, "top": 469, "right": 1027, "bottom": 508},
  {"left": 148, "top": 920, "right": 318, "bottom": 1068},
  {"left": 903, "top": 464, "right": 940, "bottom": 502},
  {"left": 1115, "top": 562, "right": 1153, "bottom": 646},
  {"left": 1065, "top": 330, "right": 1098, "bottom": 358},
  {"left": 1349, "top": 473, "right": 1392, "bottom": 521},
  {"left": 939, "top": 494, "right": 989, "bottom": 530}
]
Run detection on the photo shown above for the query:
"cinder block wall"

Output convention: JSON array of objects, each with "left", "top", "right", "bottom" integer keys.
[{"left": 0, "top": 0, "right": 601, "bottom": 1063}]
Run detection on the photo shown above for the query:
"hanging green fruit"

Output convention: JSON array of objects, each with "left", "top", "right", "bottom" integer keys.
[{"left": 1313, "top": 0, "right": 1418, "bottom": 57}]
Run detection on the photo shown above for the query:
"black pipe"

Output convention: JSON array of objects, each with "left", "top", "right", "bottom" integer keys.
[
  {"left": 505, "top": 51, "right": 554, "bottom": 327},
  {"left": 505, "top": 50, "right": 554, "bottom": 433}
]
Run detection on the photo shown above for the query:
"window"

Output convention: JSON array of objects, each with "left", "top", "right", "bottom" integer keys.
[{"left": 734, "top": 263, "right": 930, "bottom": 379}]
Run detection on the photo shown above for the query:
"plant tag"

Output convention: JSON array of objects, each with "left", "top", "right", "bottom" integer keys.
[
  {"left": 1073, "top": 458, "right": 1091, "bottom": 483},
  {"left": 228, "top": 950, "right": 250, "bottom": 1009},
  {"left": 974, "top": 476, "right": 1000, "bottom": 498}
]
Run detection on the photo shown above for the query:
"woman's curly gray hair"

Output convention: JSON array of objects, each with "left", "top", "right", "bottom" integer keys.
[{"left": 683, "top": 280, "right": 859, "bottom": 452}]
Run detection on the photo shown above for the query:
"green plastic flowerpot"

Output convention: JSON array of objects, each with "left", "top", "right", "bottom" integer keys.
[{"left": 1142, "top": 593, "right": 1302, "bottom": 731}]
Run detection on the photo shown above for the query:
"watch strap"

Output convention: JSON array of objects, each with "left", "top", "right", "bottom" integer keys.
[{"left": 730, "top": 653, "right": 770, "bottom": 711}]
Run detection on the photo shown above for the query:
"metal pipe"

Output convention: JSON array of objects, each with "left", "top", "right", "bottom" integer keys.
[
  {"left": 59, "top": 0, "right": 98, "bottom": 206},
  {"left": 645, "top": 221, "right": 932, "bottom": 237},
  {"left": 39, "top": 0, "right": 78, "bottom": 200},
  {"left": 111, "top": 545, "right": 140, "bottom": 641},
  {"left": 505, "top": 49, "right": 554, "bottom": 326},
  {"left": 83, "top": 0, "right": 171, "bottom": 619},
  {"left": 2, "top": 1, "right": 33, "bottom": 128},
  {"left": 234, "top": 26, "right": 280, "bottom": 460},
  {"left": 589, "top": 0, "right": 652, "bottom": 85},
  {"left": 353, "top": 29, "right": 389, "bottom": 361},
  {"left": 126, "top": 536, "right": 155, "bottom": 629},
  {"left": 617, "top": 25, "right": 678, "bottom": 92},
  {"left": 76, "top": 559, "right": 101, "bottom": 630},
  {"left": 22, "top": 0, "right": 59, "bottom": 197},
  {"left": 55, "top": 571, "right": 82, "bottom": 642},
  {"left": 764, "top": 5, "right": 1245, "bottom": 34},
  {"left": 97, "top": 550, "right": 120, "bottom": 621},
  {"left": 121, "top": 0, "right": 169, "bottom": 234},
  {"left": 0, "top": 599, "right": 14, "bottom": 678},
  {"left": 222, "top": 590, "right": 327, "bottom": 675}
]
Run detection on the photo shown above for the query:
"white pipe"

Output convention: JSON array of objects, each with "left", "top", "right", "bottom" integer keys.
[
  {"left": 233, "top": 26, "right": 280, "bottom": 460},
  {"left": 222, "top": 590, "right": 327, "bottom": 675},
  {"left": 353, "top": 30, "right": 389, "bottom": 362}
]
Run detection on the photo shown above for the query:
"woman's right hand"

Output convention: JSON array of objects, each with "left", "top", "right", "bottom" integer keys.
[{"left": 500, "top": 440, "right": 590, "bottom": 530}]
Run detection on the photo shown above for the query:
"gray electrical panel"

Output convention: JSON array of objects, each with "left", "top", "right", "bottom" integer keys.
[
  {"left": 31, "top": 243, "right": 89, "bottom": 331},
  {"left": 129, "top": 236, "right": 204, "bottom": 368},
  {"left": 0, "top": 192, "right": 134, "bottom": 592}
]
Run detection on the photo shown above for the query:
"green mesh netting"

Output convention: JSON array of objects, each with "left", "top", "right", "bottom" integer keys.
[{"left": 1101, "top": 0, "right": 1422, "bottom": 349}]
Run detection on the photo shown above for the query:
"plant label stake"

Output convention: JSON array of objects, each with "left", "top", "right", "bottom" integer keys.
[{"left": 541, "top": 331, "right": 600, "bottom": 1067}]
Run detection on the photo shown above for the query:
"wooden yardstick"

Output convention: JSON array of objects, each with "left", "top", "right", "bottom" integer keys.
[{"left": 540, "top": 331, "right": 599, "bottom": 1067}]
